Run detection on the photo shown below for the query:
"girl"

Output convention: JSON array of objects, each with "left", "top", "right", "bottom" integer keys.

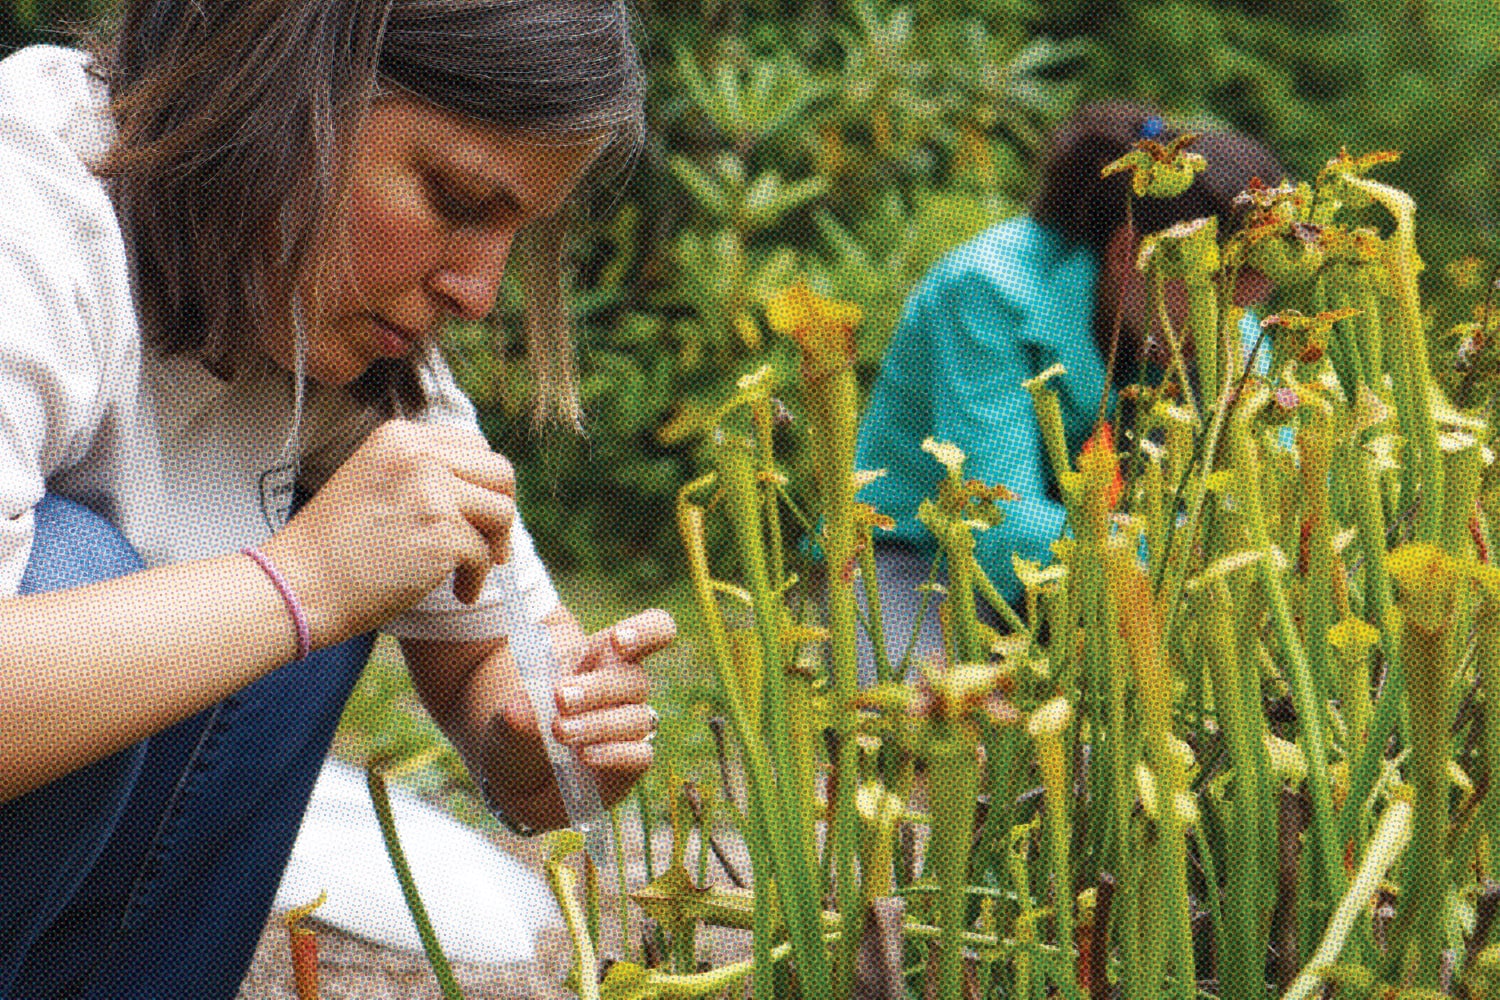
[
  {"left": 853, "top": 101, "right": 1282, "bottom": 683},
  {"left": 0, "top": 2, "right": 668, "bottom": 995}
]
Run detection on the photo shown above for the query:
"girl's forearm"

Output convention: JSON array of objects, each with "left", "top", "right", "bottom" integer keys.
[
  {"left": 0, "top": 552, "right": 307, "bottom": 802},
  {"left": 422, "top": 606, "right": 588, "bottom": 832}
]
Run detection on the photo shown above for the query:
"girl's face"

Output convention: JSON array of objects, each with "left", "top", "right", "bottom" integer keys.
[
  {"left": 1102, "top": 223, "right": 1272, "bottom": 358},
  {"left": 262, "top": 94, "right": 605, "bottom": 386}
]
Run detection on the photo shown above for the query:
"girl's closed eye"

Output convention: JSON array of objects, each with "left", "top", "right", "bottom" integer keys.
[{"left": 427, "top": 174, "right": 492, "bottom": 227}]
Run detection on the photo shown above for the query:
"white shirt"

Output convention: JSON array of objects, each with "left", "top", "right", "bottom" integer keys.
[{"left": 0, "top": 44, "right": 560, "bottom": 638}]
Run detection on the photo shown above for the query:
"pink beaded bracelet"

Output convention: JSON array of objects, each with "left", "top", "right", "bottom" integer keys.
[{"left": 241, "top": 547, "right": 312, "bottom": 661}]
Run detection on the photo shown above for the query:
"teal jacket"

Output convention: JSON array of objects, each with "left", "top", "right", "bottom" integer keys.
[{"left": 854, "top": 214, "right": 1259, "bottom": 608}]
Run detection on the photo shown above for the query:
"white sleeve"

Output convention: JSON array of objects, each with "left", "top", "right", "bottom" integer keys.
[
  {"left": 0, "top": 228, "right": 112, "bottom": 599},
  {"left": 379, "top": 346, "right": 562, "bottom": 640}
]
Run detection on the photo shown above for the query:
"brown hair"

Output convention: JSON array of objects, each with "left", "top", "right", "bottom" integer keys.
[
  {"left": 81, "top": 0, "right": 644, "bottom": 427},
  {"left": 1029, "top": 100, "right": 1283, "bottom": 374}
]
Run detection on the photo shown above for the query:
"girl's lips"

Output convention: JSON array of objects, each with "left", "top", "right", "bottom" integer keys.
[{"left": 370, "top": 316, "right": 420, "bottom": 358}]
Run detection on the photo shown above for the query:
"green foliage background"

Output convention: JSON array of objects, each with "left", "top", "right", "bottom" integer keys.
[{"left": 8, "top": 0, "right": 1500, "bottom": 587}]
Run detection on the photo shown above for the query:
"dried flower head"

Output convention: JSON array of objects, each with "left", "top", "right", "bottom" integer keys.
[
  {"left": 1232, "top": 176, "right": 1298, "bottom": 212},
  {"left": 1080, "top": 421, "right": 1125, "bottom": 511},
  {"left": 1316, "top": 147, "right": 1401, "bottom": 189},
  {"left": 765, "top": 282, "right": 863, "bottom": 381},
  {"left": 1101, "top": 133, "right": 1208, "bottom": 199},
  {"left": 1260, "top": 308, "right": 1359, "bottom": 367},
  {"left": 1136, "top": 215, "right": 1220, "bottom": 279}
]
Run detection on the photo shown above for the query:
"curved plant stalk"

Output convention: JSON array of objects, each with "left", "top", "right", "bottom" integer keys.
[
  {"left": 939, "top": 519, "right": 983, "bottom": 663},
  {"left": 1025, "top": 363, "right": 1074, "bottom": 490},
  {"left": 857, "top": 781, "right": 905, "bottom": 903},
  {"left": 544, "top": 831, "right": 602, "bottom": 1000},
  {"left": 1029, "top": 697, "right": 1079, "bottom": 994},
  {"left": 717, "top": 436, "right": 834, "bottom": 999},
  {"left": 1153, "top": 269, "right": 1200, "bottom": 421},
  {"left": 1472, "top": 567, "right": 1500, "bottom": 888},
  {"left": 1441, "top": 430, "right": 1484, "bottom": 561},
  {"left": 1383, "top": 545, "right": 1461, "bottom": 989},
  {"left": 1109, "top": 548, "right": 1195, "bottom": 997},
  {"left": 969, "top": 550, "right": 1031, "bottom": 637},
  {"left": 1196, "top": 579, "right": 1266, "bottom": 1000},
  {"left": 677, "top": 477, "right": 780, "bottom": 1000},
  {"left": 595, "top": 940, "right": 798, "bottom": 999},
  {"left": 765, "top": 284, "right": 866, "bottom": 995},
  {"left": 858, "top": 524, "right": 895, "bottom": 686},
  {"left": 1227, "top": 389, "right": 1346, "bottom": 911},
  {"left": 1339, "top": 448, "right": 1404, "bottom": 852},
  {"left": 925, "top": 719, "right": 983, "bottom": 1000},
  {"left": 1329, "top": 616, "right": 1380, "bottom": 770},
  {"left": 1282, "top": 790, "right": 1413, "bottom": 1000},
  {"left": 1143, "top": 447, "right": 1168, "bottom": 577},
  {"left": 1298, "top": 406, "right": 1339, "bottom": 711},
  {"left": 367, "top": 759, "right": 466, "bottom": 1000},
  {"left": 1341, "top": 175, "right": 1445, "bottom": 544},
  {"left": 1326, "top": 283, "right": 1369, "bottom": 402},
  {"left": 1351, "top": 275, "right": 1386, "bottom": 392},
  {"left": 610, "top": 806, "right": 636, "bottom": 965},
  {"left": 750, "top": 393, "right": 786, "bottom": 589},
  {"left": 1116, "top": 808, "right": 1148, "bottom": 1000},
  {"left": 1155, "top": 333, "right": 1251, "bottom": 630},
  {"left": 1186, "top": 275, "right": 1220, "bottom": 413}
]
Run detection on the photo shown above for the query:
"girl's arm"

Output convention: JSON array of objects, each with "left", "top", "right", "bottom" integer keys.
[
  {"left": 923, "top": 274, "right": 1079, "bottom": 611},
  {"left": 0, "top": 416, "right": 526, "bottom": 805},
  {"left": 0, "top": 553, "right": 319, "bottom": 802}
]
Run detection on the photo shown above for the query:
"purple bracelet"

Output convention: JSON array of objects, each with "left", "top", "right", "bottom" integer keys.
[{"left": 241, "top": 547, "right": 312, "bottom": 661}]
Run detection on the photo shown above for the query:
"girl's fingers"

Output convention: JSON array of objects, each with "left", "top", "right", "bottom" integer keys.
[
  {"left": 577, "top": 740, "right": 654, "bottom": 774},
  {"left": 575, "top": 609, "right": 677, "bottom": 674},
  {"left": 554, "top": 703, "right": 657, "bottom": 747},
  {"left": 408, "top": 421, "right": 516, "bottom": 496},
  {"left": 610, "top": 609, "right": 677, "bottom": 660},
  {"left": 446, "top": 449, "right": 516, "bottom": 499},
  {"left": 555, "top": 665, "right": 649, "bottom": 716},
  {"left": 450, "top": 478, "right": 515, "bottom": 565}
]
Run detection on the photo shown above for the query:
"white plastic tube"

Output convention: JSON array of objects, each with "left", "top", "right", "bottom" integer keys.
[{"left": 496, "top": 563, "right": 609, "bottom": 868}]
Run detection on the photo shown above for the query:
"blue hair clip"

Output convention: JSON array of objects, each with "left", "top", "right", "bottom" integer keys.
[{"left": 1139, "top": 115, "right": 1165, "bottom": 141}]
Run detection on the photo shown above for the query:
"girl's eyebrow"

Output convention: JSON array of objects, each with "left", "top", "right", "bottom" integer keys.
[{"left": 446, "top": 164, "right": 526, "bottom": 216}]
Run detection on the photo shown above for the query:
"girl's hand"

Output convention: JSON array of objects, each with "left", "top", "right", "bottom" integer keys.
[
  {"left": 551, "top": 609, "right": 676, "bottom": 801},
  {"left": 482, "top": 607, "right": 676, "bottom": 826},
  {"left": 261, "top": 418, "right": 517, "bottom": 649}
]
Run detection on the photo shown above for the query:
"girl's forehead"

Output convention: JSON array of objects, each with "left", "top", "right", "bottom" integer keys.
[
  {"left": 358, "top": 94, "right": 607, "bottom": 217},
  {"left": 369, "top": 93, "right": 606, "bottom": 164}
]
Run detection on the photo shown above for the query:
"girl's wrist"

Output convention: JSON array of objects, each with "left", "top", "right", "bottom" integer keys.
[
  {"left": 241, "top": 547, "right": 311, "bottom": 660},
  {"left": 255, "top": 536, "right": 344, "bottom": 652}
]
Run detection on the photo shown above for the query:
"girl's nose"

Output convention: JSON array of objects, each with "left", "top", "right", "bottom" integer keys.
[{"left": 430, "top": 232, "right": 515, "bottom": 321}]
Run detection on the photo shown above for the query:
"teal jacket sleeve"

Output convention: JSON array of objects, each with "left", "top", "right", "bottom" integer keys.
[
  {"left": 932, "top": 275, "right": 1071, "bottom": 610},
  {"left": 854, "top": 217, "right": 1106, "bottom": 613}
]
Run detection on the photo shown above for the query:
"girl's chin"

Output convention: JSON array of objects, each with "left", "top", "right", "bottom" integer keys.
[{"left": 263, "top": 346, "right": 365, "bottom": 389}]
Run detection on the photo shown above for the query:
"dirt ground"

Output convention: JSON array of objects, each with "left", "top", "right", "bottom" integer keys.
[{"left": 235, "top": 817, "right": 757, "bottom": 1000}]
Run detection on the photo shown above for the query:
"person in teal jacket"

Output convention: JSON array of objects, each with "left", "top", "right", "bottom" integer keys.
[{"left": 853, "top": 101, "right": 1282, "bottom": 683}]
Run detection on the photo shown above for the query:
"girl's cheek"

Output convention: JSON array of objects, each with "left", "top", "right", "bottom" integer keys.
[{"left": 343, "top": 166, "right": 444, "bottom": 290}]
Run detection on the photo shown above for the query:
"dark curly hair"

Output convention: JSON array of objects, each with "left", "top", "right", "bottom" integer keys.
[{"left": 1030, "top": 100, "right": 1284, "bottom": 377}]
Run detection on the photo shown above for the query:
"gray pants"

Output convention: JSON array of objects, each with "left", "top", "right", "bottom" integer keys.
[{"left": 852, "top": 542, "right": 1003, "bottom": 687}]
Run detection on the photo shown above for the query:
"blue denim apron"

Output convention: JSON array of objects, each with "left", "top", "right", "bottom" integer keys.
[{"left": 0, "top": 492, "right": 376, "bottom": 999}]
